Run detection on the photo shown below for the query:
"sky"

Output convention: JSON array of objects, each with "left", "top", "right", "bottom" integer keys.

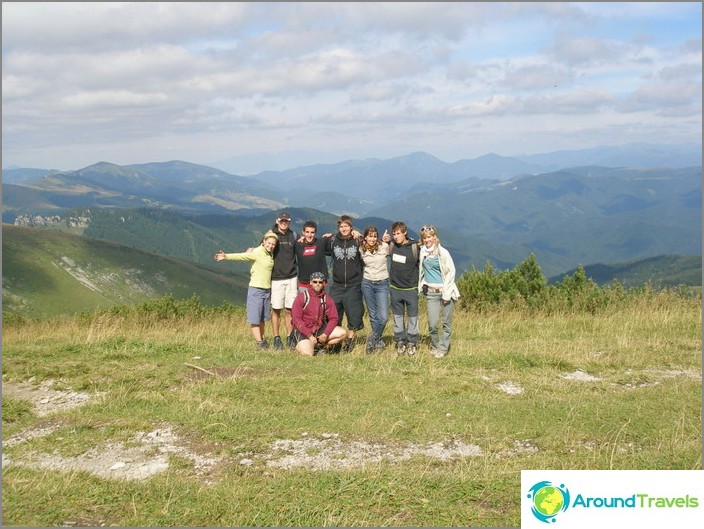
[{"left": 2, "top": 2, "right": 702, "bottom": 174}]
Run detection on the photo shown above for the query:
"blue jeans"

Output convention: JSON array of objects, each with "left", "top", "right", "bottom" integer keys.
[{"left": 362, "top": 278, "right": 390, "bottom": 339}]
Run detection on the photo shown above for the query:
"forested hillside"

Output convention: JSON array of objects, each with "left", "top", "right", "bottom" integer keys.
[{"left": 2, "top": 225, "right": 251, "bottom": 319}]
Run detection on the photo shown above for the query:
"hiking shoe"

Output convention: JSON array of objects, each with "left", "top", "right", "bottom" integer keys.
[
  {"left": 273, "top": 336, "right": 284, "bottom": 351},
  {"left": 432, "top": 349, "right": 446, "bottom": 359},
  {"left": 344, "top": 337, "right": 355, "bottom": 353},
  {"left": 365, "top": 333, "right": 377, "bottom": 354},
  {"left": 396, "top": 342, "right": 406, "bottom": 355},
  {"left": 287, "top": 334, "right": 297, "bottom": 349},
  {"left": 257, "top": 340, "right": 269, "bottom": 350},
  {"left": 407, "top": 343, "right": 417, "bottom": 356},
  {"left": 374, "top": 339, "right": 386, "bottom": 351}
]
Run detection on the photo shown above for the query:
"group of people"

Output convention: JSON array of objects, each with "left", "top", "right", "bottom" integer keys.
[{"left": 214, "top": 211, "right": 460, "bottom": 358}]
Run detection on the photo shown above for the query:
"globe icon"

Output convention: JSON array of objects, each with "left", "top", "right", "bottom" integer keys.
[{"left": 533, "top": 485, "right": 564, "bottom": 516}]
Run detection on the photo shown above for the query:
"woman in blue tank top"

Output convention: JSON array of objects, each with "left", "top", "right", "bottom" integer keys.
[{"left": 418, "top": 225, "right": 460, "bottom": 358}]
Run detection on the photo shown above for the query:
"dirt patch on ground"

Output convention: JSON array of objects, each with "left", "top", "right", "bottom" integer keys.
[
  {"left": 2, "top": 378, "right": 106, "bottom": 417},
  {"left": 260, "top": 433, "right": 483, "bottom": 471},
  {"left": 3, "top": 368, "right": 699, "bottom": 483},
  {"left": 2, "top": 376, "right": 487, "bottom": 482},
  {"left": 4, "top": 426, "right": 225, "bottom": 482}
]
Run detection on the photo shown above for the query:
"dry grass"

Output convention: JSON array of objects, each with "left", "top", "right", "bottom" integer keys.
[{"left": 2, "top": 292, "right": 701, "bottom": 526}]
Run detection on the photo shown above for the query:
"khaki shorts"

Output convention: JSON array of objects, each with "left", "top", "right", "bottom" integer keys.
[{"left": 271, "top": 277, "right": 298, "bottom": 310}]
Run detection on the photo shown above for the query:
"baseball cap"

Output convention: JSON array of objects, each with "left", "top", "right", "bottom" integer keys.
[{"left": 277, "top": 212, "right": 291, "bottom": 222}]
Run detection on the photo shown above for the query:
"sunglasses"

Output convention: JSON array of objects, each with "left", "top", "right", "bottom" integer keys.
[
  {"left": 310, "top": 280, "right": 325, "bottom": 284},
  {"left": 420, "top": 225, "right": 435, "bottom": 233}
]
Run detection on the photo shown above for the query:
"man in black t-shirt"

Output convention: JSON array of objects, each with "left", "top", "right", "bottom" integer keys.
[
  {"left": 270, "top": 211, "right": 298, "bottom": 350},
  {"left": 295, "top": 220, "right": 329, "bottom": 290},
  {"left": 385, "top": 221, "right": 420, "bottom": 356}
]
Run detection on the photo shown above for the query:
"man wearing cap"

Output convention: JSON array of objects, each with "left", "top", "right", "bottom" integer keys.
[
  {"left": 270, "top": 211, "right": 299, "bottom": 350},
  {"left": 291, "top": 271, "right": 348, "bottom": 356}
]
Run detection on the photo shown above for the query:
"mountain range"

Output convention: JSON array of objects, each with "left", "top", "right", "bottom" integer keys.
[
  {"left": 3, "top": 224, "right": 699, "bottom": 320},
  {"left": 2, "top": 142, "right": 702, "bottom": 281}
]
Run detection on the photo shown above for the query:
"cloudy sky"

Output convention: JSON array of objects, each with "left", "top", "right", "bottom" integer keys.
[{"left": 2, "top": 2, "right": 701, "bottom": 174}]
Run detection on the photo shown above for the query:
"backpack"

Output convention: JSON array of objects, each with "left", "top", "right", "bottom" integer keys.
[
  {"left": 301, "top": 288, "right": 326, "bottom": 312},
  {"left": 301, "top": 289, "right": 328, "bottom": 327}
]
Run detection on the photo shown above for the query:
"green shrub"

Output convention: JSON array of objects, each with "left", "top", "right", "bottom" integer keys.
[
  {"left": 457, "top": 254, "right": 549, "bottom": 311},
  {"left": 456, "top": 255, "right": 691, "bottom": 314},
  {"left": 86, "top": 293, "right": 244, "bottom": 323}
]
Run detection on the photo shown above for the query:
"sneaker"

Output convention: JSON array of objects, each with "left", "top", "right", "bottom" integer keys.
[
  {"left": 365, "top": 333, "right": 377, "bottom": 354},
  {"left": 273, "top": 336, "right": 283, "bottom": 351},
  {"left": 432, "top": 349, "right": 446, "bottom": 359},
  {"left": 396, "top": 342, "right": 406, "bottom": 355},
  {"left": 407, "top": 343, "right": 417, "bottom": 356},
  {"left": 257, "top": 340, "right": 269, "bottom": 350},
  {"left": 287, "top": 334, "right": 296, "bottom": 349}
]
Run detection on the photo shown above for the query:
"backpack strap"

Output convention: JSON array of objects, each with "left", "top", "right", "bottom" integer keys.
[{"left": 303, "top": 289, "right": 327, "bottom": 329}]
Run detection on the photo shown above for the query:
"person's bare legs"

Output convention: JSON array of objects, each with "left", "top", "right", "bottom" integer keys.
[
  {"left": 271, "top": 308, "right": 282, "bottom": 337},
  {"left": 251, "top": 323, "right": 265, "bottom": 342},
  {"left": 284, "top": 307, "right": 293, "bottom": 335},
  {"left": 296, "top": 336, "right": 316, "bottom": 356}
]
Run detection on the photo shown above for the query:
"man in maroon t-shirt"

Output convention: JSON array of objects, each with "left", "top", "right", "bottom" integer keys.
[{"left": 294, "top": 220, "right": 330, "bottom": 291}]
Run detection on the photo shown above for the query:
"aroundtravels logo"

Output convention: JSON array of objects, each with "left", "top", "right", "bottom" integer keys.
[
  {"left": 523, "top": 471, "right": 702, "bottom": 527},
  {"left": 527, "top": 481, "right": 571, "bottom": 523}
]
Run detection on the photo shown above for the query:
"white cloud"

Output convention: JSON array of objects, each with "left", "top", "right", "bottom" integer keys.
[{"left": 1, "top": 2, "right": 701, "bottom": 171}]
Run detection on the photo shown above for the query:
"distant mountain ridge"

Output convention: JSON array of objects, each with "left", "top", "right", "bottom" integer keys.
[
  {"left": 3, "top": 160, "right": 284, "bottom": 217},
  {"left": 515, "top": 142, "right": 702, "bottom": 171},
  {"left": 210, "top": 142, "right": 702, "bottom": 176},
  {"left": 3, "top": 142, "right": 701, "bottom": 280},
  {"left": 550, "top": 255, "right": 702, "bottom": 288}
]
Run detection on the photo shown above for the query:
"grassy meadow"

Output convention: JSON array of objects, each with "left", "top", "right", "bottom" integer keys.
[{"left": 2, "top": 291, "right": 702, "bottom": 527}]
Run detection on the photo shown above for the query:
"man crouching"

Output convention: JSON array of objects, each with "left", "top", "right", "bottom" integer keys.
[{"left": 291, "top": 272, "right": 348, "bottom": 356}]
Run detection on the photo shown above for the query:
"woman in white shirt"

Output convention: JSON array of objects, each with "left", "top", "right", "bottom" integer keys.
[
  {"left": 418, "top": 225, "right": 460, "bottom": 358},
  {"left": 360, "top": 225, "right": 391, "bottom": 353}
]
